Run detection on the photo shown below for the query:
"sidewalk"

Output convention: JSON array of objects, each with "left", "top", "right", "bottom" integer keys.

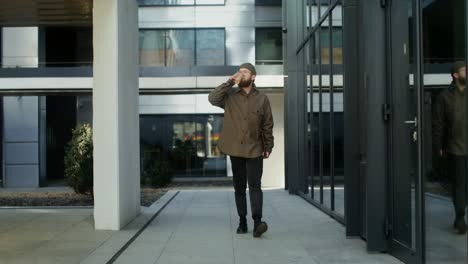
[
  {"left": 102, "top": 189, "right": 401, "bottom": 264},
  {"left": 0, "top": 189, "right": 402, "bottom": 264}
]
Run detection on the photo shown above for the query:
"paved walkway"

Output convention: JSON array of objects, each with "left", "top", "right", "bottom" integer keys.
[
  {"left": 106, "top": 189, "right": 400, "bottom": 264},
  {"left": 0, "top": 189, "right": 402, "bottom": 264}
]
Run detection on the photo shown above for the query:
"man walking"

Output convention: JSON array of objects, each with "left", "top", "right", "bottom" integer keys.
[
  {"left": 208, "top": 63, "right": 274, "bottom": 238},
  {"left": 433, "top": 61, "right": 467, "bottom": 234}
]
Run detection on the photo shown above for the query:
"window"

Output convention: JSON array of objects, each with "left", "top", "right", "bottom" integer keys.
[
  {"left": 195, "top": 0, "right": 224, "bottom": 5},
  {"left": 318, "top": 27, "right": 343, "bottom": 65},
  {"left": 138, "top": 0, "right": 224, "bottom": 6},
  {"left": 139, "top": 29, "right": 225, "bottom": 67},
  {"left": 139, "top": 30, "right": 165, "bottom": 66},
  {"left": 166, "top": 30, "right": 195, "bottom": 66},
  {"left": 140, "top": 114, "right": 226, "bottom": 178},
  {"left": 422, "top": 0, "right": 465, "bottom": 63},
  {"left": 41, "top": 26, "right": 93, "bottom": 67},
  {"left": 196, "top": 29, "right": 225, "bottom": 65},
  {"left": 255, "top": 28, "right": 283, "bottom": 65},
  {"left": 255, "top": 0, "right": 281, "bottom": 6},
  {"left": 138, "top": 0, "right": 194, "bottom": 5}
]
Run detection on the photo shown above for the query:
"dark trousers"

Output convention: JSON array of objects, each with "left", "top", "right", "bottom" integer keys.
[
  {"left": 230, "top": 156, "right": 263, "bottom": 222},
  {"left": 448, "top": 154, "right": 467, "bottom": 219}
]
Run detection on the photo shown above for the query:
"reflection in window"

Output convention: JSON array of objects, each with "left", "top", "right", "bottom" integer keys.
[
  {"left": 138, "top": 0, "right": 194, "bottom": 5},
  {"left": 320, "top": 27, "right": 343, "bottom": 65},
  {"left": 422, "top": 0, "right": 465, "bottom": 63},
  {"left": 138, "top": 0, "right": 224, "bottom": 5},
  {"left": 140, "top": 114, "right": 226, "bottom": 178},
  {"left": 428, "top": 68, "right": 467, "bottom": 262},
  {"left": 166, "top": 30, "right": 195, "bottom": 66},
  {"left": 43, "top": 26, "right": 93, "bottom": 67},
  {"left": 255, "top": 0, "right": 281, "bottom": 6},
  {"left": 139, "top": 30, "right": 165, "bottom": 67},
  {"left": 255, "top": 28, "right": 283, "bottom": 65},
  {"left": 196, "top": 0, "right": 224, "bottom": 5},
  {"left": 196, "top": 29, "right": 225, "bottom": 65},
  {"left": 139, "top": 29, "right": 225, "bottom": 67}
]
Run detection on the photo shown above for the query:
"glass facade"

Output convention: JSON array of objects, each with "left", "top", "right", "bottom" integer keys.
[
  {"left": 138, "top": 0, "right": 224, "bottom": 6},
  {"left": 422, "top": 0, "right": 465, "bottom": 64},
  {"left": 195, "top": 29, "right": 226, "bottom": 66},
  {"left": 288, "top": 0, "right": 468, "bottom": 263},
  {"left": 255, "top": 28, "right": 283, "bottom": 65},
  {"left": 424, "top": 1, "right": 467, "bottom": 263},
  {"left": 139, "top": 29, "right": 225, "bottom": 67},
  {"left": 255, "top": 0, "right": 281, "bottom": 6},
  {"left": 140, "top": 114, "right": 226, "bottom": 178},
  {"left": 166, "top": 29, "right": 195, "bottom": 66},
  {"left": 41, "top": 26, "right": 93, "bottom": 67},
  {"left": 297, "top": 0, "right": 345, "bottom": 221}
]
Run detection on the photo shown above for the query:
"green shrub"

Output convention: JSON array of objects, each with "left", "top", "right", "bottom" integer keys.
[
  {"left": 141, "top": 148, "right": 173, "bottom": 188},
  {"left": 64, "top": 123, "right": 93, "bottom": 195}
]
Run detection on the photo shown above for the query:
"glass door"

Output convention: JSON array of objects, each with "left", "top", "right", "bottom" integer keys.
[{"left": 386, "top": 0, "right": 421, "bottom": 262}]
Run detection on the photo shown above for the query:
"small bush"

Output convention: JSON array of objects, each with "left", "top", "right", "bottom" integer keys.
[
  {"left": 64, "top": 123, "right": 93, "bottom": 195},
  {"left": 142, "top": 148, "right": 173, "bottom": 188}
]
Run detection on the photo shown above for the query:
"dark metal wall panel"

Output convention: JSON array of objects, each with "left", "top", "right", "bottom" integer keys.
[
  {"left": 284, "top": 0, "right": 301, "bottom": 194},
  {"left": 360, "top": 0, "right": 388, "bottom": 252},
  {"left": 342, "top": 0, "right": 361, "bottom": 237}
]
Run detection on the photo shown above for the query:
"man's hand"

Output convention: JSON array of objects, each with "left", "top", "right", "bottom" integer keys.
[
  {"left": 263, "top": 152, "right": 270, "bottom": 159},
  {"left": 230, "top": 72, "right": 241, "bottom": 81},
  {"left": 230, "top": 72, "right": 244, "bottom": 85}
]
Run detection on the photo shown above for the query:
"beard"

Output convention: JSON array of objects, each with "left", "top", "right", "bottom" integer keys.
[
  {"left": 238, "top": 78, "right": 253, "bottom": 88},
  {"left": 458, "top": 76, "right": 466, "bottom": 86}
]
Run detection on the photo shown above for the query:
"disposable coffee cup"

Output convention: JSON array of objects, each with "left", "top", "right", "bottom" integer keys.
[{"left": 234, "top": 73, "right": 243, "bottom": 85}]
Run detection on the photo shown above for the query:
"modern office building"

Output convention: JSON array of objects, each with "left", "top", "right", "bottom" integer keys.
[
  {"left": 0, "top": 0, "right": 467, "bottom": 263},
  {"left": 0, "top": 0, "right": 285, "bottom": 188}
]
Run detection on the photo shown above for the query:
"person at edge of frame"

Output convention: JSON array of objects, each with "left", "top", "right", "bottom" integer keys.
[{"left": 433, "top": 61, "right": 467, "bottom": 235}]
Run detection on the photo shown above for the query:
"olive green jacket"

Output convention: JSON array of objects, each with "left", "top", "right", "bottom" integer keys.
[
  {"left": 433, "top": 83, "right": 466, "bottom": 156},
  {"left": 208, "top": 80, "right": 274, "bottom": 158}
]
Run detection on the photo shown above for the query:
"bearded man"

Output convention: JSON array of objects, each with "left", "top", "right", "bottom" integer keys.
[
  {"left": 208, "top": 63, "right": 274, "bottom": 238},
  {"left": 433, "top": 61, "right": 467, "bottom": 234}
]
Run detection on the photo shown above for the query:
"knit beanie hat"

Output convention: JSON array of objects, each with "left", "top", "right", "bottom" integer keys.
[
  {"left": 452, "top": 61, "right": 466, "bottom": 75},
  {"left": 239, "top": 63, "right": 257, "bottom": 75}
]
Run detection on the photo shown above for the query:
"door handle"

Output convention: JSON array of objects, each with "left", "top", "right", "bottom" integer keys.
[{"left": 404, "top": 117, "right": 418, "bottom": 127}]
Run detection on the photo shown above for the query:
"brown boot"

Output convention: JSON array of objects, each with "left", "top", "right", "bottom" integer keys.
[
  {"left": 253, "top": 221, "right": 268, "bottom": 238},
  {"left": 454, "top": 217, "right": 467, "bottom": 235}
]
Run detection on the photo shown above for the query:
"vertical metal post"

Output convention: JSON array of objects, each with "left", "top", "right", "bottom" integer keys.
[
  {"left": 310, "top": 24, "right": 316, "bottom": 200},
  {"left": 464, "top": 0, "right": 468, "bottom": 261},
  {"left": 310, "top": 1, "right": 316, "bottom": 200},
  {"left": 414, "top": 0, "right": 425, "bottom": 262},
  {"left": 329, "top": 0, "right": 335, "bottom": 211},
  {"left": 318, "top": 0, "right": 324, "bottom": 204}
]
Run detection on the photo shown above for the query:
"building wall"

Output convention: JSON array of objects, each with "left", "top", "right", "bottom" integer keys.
[
  {"left": 0, "top": 2, "right": 285, "bottom": 188},
  {"left": 263, "top": 92, "right": 284, "bottom": 187},
  {"left": 3, "top": 96, "right": 40, "bottom": 187},
  {"left": 139, "top": 0, "right": 258, "bottom": 65},
  {"left": 1, "top": 28, "right": 42, "bottom": 187},
  {"left": 138, "top": 92, "right": 285, "bottom": 187}
]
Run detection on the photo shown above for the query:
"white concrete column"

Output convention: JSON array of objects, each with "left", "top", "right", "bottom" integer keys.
[{"left": 93, "top": 0, "right": 140, "bottom": 230}]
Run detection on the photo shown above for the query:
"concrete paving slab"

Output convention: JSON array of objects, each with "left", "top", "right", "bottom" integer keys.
[
  {"left": 110, "top": 189, "right": 401, "bottom": 264},
  {"left": 0, "top": 189, "right": 406, "bottom": 264}
]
